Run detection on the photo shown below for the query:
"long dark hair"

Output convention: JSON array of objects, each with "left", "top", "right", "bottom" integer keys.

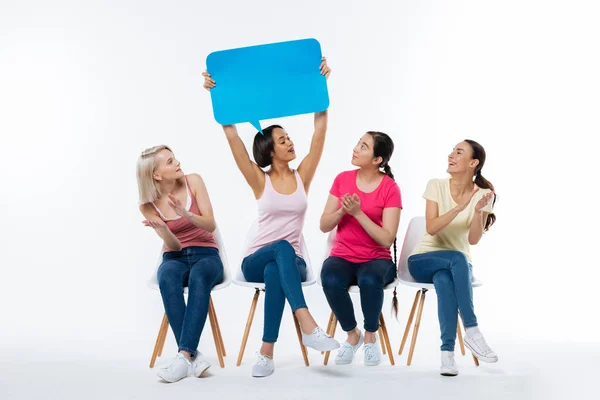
[
  {"left": 464, "top": 139, "right": 496, "bottom": 231},
  {"left": 252, "top": 125, "right": 283, "bottom": 168},
  {"left": 366, "top": 131, "right": 400, "bottom": 318}
]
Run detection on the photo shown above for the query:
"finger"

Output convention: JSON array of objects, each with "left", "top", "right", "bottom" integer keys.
[{"left": 168, "top": 202, "right": 176, "bottom": 209}]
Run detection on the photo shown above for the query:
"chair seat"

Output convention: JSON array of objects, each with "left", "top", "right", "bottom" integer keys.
[
  {"left": 232, "top": 278, "right": 316, "bottom": 289},
  {"left": 398, "top": 277, "right": 483, "bottom": 290}
]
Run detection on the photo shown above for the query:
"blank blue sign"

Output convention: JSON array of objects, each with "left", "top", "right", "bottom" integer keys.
[{"left": 206, "top": 38, "right": 329, "bottom": 133}]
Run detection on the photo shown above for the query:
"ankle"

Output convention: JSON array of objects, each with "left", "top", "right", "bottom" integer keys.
[
  {"left": 364, "top": 331, "right": 376, "bottom": 344},
  {"left": 346, "top": 329, "right": 361, "bottom": 345},
  {"left": 465, "top": 326, "right": 481, "bottom": 337}
]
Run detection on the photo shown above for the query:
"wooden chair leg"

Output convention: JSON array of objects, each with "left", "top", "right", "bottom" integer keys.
[
  {"left": 236, "top": 289, "right": 260, "bottom": 366},
  {"left": 378, "top": 329, "right": 387, "bottom": 354},
  {"left": 210, "top": 297, "right": 226, "bottom": 357},
  {"left": 379, "top": 313, "right": 395, "bottom": 365},
  {"left": 407, "top": 289, "right": 427, "bottom": 366},
  {"left": 472, "top": 354, "right": 480, "bottom": 366},
  {"left": 323, "top": 316, "right": 338, "bottom": 365},
  {"left": 208, "top": 298, "right": 225, "bottom": 368},
  {"left": 456, "top": 318, "right": 466, "bottom": 356},
  {"left": 157, "top": 313, "right": 169, "bottom": 358},
  {"left": 150, "top": 313, "right": 169, "bottom": 368},
  {"left": 293, "top": 313, "right": 310, "bottom": 366},
  {"left": 399, "top": 290, "right": 421, "bottom": 355},
  {"left": 322, "top": 311, "right": 335, "bottom": 354}
]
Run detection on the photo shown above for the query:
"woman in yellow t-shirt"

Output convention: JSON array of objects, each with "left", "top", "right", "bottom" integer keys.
[{"left": 409, "top": 139, "right": 497, "bottom": 377}]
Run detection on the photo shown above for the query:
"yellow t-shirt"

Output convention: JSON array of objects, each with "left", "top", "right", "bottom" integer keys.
[{"left": 411, "top": 178, "right": 494, "bottom": 263}]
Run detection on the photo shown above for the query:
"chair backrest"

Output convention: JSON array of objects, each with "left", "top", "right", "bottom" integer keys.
[
  {"left": 397, "top": 216, "right": 426, "bottom": 282},
  {"left": 234, "top": 220, "right": 314, "bottom": 283},
  {"left": 147, "top": 225, "right": 231, "bottom": 288}
]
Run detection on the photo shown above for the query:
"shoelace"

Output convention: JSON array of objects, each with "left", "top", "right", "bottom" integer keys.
[
  {"left": 337, "top": 343, "right": 353, "bottom": 358},
  {"left": 162, "top": 354, "right": 189, "bottom": 371},
  {"left": 363, "top": 344, "right": 377, "bottom": 361},
  {"left": 473, "top": 334, "right": 492, "bottom": 354},
  {"left": 255, "top": 352, "right": 270, "bottom": 366}
]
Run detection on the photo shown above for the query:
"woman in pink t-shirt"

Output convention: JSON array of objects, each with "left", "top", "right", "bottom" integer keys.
[{"left": 320, "top": 131, "right": 402, "bottom": 366}]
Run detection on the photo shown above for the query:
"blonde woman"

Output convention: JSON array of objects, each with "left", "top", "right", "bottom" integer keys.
[{"left": 137, "top": 145, "right": 223, "bottom": 383}]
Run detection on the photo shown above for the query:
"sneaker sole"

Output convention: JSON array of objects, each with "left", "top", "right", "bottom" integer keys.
[
  {"left": 156, "top": 372, "right": 187, "bottom": 383},
  {"left": 193, "top": 362, "right": 211, "bottom": 378},
  {"left": 440, "top": 370, "right": 458, "bottom": 376},
  {"left": 303, "top": 342, "right": 340, "bottom": 352},
  {"left": 335, "top": 357, "right": 354, "bottom": 365},
  {"left": 364, "top": 360, "right": 381, "bottom": 366},
  {"left": 464, "top": 340, "right": 499, "bottom": 363}
]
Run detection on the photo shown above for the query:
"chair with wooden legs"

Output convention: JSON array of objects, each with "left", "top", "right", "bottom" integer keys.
[
  {"left": 147, "top": 227, "right": 231, "bottom": 369},
  {"left": 396, "top": 217, "right": 482, "bottom": 366},
  {"left": 233, "top": 221, "right": 317, "bottom": 367},
  {"left": 318, "top": 229, "right": 397, "bottom": 366}
]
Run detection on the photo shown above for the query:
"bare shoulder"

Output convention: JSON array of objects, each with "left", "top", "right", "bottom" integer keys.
[{"left": 139, "top": 202, "right": 155, "bottom": 217}]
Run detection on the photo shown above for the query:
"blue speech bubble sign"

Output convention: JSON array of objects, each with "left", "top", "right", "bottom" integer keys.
[{"left": 206, "top": 38, "right": 329, "bottom": 133}]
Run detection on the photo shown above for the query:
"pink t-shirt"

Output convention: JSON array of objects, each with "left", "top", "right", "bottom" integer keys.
[{"left": 329, "top": 169, "right": 402, "bottom": 263}]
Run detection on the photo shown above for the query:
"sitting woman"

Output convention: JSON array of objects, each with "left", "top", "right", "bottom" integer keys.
[
  {"left": 319, "top": 131, "right": 402, "bottom": 366},
  {"left": 137, "top": 145, "right": 223, "bottom": 383},
  {"left": 408, "top": 139, "right": 498, "bottom": 376},
  {"left": 203, "top": 57, "right": 339, "bottom": 378}
]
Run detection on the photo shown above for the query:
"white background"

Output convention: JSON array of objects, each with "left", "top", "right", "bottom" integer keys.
[{"left": 1, "top": 0, "right": 599, "bottom": 398}]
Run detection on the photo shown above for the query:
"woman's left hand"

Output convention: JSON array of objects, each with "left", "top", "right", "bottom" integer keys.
[
  {"left": 168, "top": 194, "right": 190, "bottom": 218},
  {"left": 320, "top": 57, "right": 331, "bottom": 80},
  {"left": 475, "top": 191, "right": 495, "bottom": 212},
  {"left": 342, "top": 193, "right": 361, "bottom": 216}
]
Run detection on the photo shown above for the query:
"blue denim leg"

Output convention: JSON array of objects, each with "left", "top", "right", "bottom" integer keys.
[
  {"left": 408, "top": 250, "right": 477, "bottom": 352},
  {"left": 356, "top": 259, "right": 396, "bottom": 332},
  {"left": 321, "top": 256, "right": 358, "bottom": 332},
  {"left": 242, "top": 240, "right": 307, "bottom": 343}
]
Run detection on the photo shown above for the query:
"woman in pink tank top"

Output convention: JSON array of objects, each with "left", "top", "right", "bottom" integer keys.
[
  {"left": 203, "top": 58, "right": 339, "bottom": 378},
  {"left": 137, "top": 145, "right": 223, "bottom": 383}
]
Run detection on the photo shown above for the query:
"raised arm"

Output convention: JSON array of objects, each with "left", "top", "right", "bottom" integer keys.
[
  {"left": 297, "top": 57, "right": 331, "bottom": 193},
  {"left": 203, "top": 72, "right": 265, "bottom": 198}
]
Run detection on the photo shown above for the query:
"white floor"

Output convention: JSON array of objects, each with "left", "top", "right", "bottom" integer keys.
[{"left": 1, "top": 339, "right": 597, "bottom": 400}]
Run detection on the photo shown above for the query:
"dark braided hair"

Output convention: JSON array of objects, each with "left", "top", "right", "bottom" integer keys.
[{"left": 366, "top": 131, "right": 400, "bottom": 318}]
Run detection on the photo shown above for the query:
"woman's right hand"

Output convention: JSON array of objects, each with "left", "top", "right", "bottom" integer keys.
[{"left": 202, "top": 71, "right": 215, "bottom": 91}]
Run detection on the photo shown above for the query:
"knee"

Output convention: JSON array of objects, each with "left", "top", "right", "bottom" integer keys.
[
  {"left": 158, "top": 272, "right": 181, "bottom": 293},
  {"left": 273, "top": 240, "right": 295, "bottom": 256},
  {"left": 357, "top": 273, "right": 382, "bottom": 290},
  {"left": 449, "top": 252, "right": 470, "bottom": 271},
  {"left": 321, "top": 271, "right": 343, "bottom": 291}
]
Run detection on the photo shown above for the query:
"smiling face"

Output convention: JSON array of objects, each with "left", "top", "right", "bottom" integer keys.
[
  {"left": 152, "top": 149, "right": 184, "bottom": 182},
  {"left": 270, "top": 127, "right": 296, "bottom": 163},
  {"left": 447, "top": 141, "right": 479, "bottom": 176},
  {"left": 351, "top": 134, "right": 382, "bottom": 168}
]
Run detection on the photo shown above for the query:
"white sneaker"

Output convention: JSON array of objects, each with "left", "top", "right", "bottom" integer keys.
[
  {"left": 335, "top": 331, "right": 364, "bottom": 365},
  {"left": 252, "top": 352, "right": 274, "bottom": 378},
  {"left": 363, "top": 335, "right": 381, "bottom": 366},
  {"left": 156, "top": 353, "right": 191, "bottom": 383},
  {"left": 190, "top": 352, "right": 211, "bottom": 377},
  {"left": 464, "top": 333, "right": 498, "bottom": 363},
  {"left": 302, "top": 327, "right": 340, "bottom": 352},
  {"left": 440, "top": 351, "right": 459, "bottom": 376}
]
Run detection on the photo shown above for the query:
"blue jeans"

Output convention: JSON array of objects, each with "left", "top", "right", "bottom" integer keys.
[
  {"left": 157, "top": 246, "right": 224, "bottom": 356},
  {"left": 242, "top": 240, "right": 307, "bottom": 343},
  {"left": 321, "top": 256, "right": 396, "bottom": 333},
  {"left": 408, "top": 250, "right": 478, "bottom": 352}
]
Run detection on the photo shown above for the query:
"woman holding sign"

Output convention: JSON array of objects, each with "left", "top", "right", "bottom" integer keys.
[
  {"left": 137, "top": 145, "right": 223, "bottom": 382},
  {"left": 408, "top": 139, "right": 498, "bottom": 376},
  {"left": 319, "top": 131, "right": 402, "bottom": 367},
  {"left": 203, "top": 58, "right": 338, "bottom": 378}
]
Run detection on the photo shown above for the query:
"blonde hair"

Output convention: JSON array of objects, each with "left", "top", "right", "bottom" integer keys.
[{"left": 136, "top": 145, "right": 173, "bottom": 204}]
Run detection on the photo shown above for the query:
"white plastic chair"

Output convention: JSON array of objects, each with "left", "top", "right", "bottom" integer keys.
[
  {"left": 233, "top": 220, "right": 316, "bottom": 367},
  {"left": 397, "top": 216, "right": 481, "bottom": 366},
  {"left": 147, "top": 226, "right": 231, "bottom": 368},
  {"left": 317, "top": 229, "right": 398, "bottom": 366}
]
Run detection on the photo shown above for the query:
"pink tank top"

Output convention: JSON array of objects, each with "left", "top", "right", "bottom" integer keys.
[
  {"left": 152, "top": 176, "right": 217, "bottom": 252},
  {"left": 245, "top": 170, "right": 308, "bottom": 258}
]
